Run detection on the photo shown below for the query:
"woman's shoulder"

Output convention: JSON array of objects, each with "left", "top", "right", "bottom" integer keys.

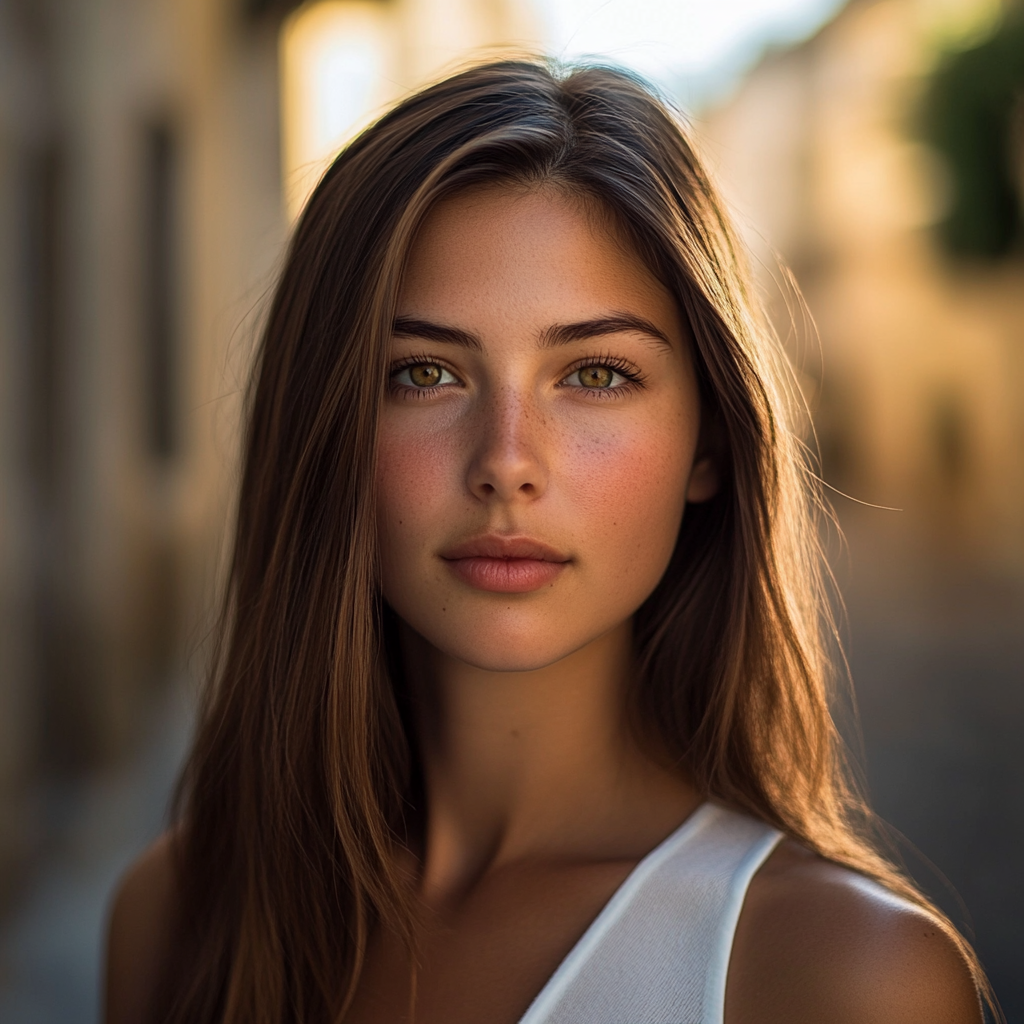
[
  {"left": 104, "top": 830, "right": 179, "bottom": 1024},
  {"left": 727, "top": 838, "right": 983, "bottom": 1024}
]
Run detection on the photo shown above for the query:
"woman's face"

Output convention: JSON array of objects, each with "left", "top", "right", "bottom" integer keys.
[{"left": 376, "top": 186, "right": 716, "bottom": 672}]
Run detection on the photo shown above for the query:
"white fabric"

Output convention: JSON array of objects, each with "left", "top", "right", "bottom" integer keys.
[{"left": 518, "top": 802, "right": 782, "bottom": 1024}]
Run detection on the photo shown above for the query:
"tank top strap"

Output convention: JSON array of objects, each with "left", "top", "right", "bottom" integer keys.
[{"left": 518, "top": 802, "right": 783, "bottom": 1024}]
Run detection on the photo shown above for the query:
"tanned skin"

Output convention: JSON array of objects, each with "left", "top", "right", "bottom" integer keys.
[{"left": 106, "top": 188, "right": 981, "bottom": 1024}]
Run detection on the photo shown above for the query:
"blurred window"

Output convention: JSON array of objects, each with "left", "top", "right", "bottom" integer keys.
[
  {"left": 143, "top": 122, "right": 179, "bottom": 461},
  {"left": 280, "top": 1, "right": 394, "bottom": 220},
  {"left": 25, "top": 145, "right": 63, "bottom": 493}
]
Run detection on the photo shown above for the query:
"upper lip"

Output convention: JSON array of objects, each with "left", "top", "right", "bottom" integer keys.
[{"left": 440, "top": 535, "right": 571, "bottom": 562}]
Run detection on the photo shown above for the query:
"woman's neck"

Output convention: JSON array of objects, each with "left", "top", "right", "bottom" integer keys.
[{"left": 401, "top": 620, "right": 702, "bottom": 905}]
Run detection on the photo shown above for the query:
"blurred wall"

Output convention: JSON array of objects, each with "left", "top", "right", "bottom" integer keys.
[
  {"left": 0, "top": 0, "right": 290, "bottom": 907},
  {"left": 281, "top": 0, "right": 541, "bottom": 216},
  {"left": 703, "top": 0, "right": 1024, "bottom": 1012},
  {"left": 705, "top": 0, "right": 1024, "bottom": 565}
]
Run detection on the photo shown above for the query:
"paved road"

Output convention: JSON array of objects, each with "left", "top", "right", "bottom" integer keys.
[
  {"left": 835, "top": 507, "right": 1024, "bottom": 1023},
  {"left": 0, "top": 685, "right": 192, "bottom": 1024}
]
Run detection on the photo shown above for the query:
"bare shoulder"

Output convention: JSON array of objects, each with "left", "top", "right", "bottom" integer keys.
[
  {"left": 725, "top": 839, "right": 983, "bottom": 1024},
  {"left": 104, "top": 830, "right": 179, "bottom": 1024}
]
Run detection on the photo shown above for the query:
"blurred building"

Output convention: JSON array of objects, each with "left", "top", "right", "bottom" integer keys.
[
  {"left": 704, "top": 0, "right": 1024, "bottom": 1010},
  {"left": 704, "top": 0, "right": 1024, "bottom": 567},
  {"left": 0, "top": 0, "right": 289, "bottom": 908},
  {"left": 0, "top": 0, "right": 537, "bottom": 913},
  {"left": 280, "top": 0, "right": 540, "bottom": 217}
]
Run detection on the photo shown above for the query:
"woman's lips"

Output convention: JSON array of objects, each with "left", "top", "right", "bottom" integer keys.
[
  {"left": 440, "top": 536, "right": 570, "bottom": 594},
  {"left": 445, "top": 557, "right": 566, "bottom": 593}
]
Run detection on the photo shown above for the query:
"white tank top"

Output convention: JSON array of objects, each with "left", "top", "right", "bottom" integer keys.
[{"left": 518, "top": 802, "right": 782, "bottom": 1024}]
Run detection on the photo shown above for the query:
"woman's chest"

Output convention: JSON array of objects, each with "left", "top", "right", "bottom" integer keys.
[{"left": 342, "top": 858, "right": 636, "bottom": 1024}]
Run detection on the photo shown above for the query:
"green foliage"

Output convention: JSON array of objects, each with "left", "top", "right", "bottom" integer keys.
[{"left": 920, "top": 14, "right": 1024, "bottom": 259}]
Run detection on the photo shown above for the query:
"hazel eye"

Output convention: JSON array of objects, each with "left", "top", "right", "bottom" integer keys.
[
  {"left": 572, "top": 365, "right": 619, "bottom": 388},
  {"left": 394, "top": 363, "right": 457, "bottom": 388}
]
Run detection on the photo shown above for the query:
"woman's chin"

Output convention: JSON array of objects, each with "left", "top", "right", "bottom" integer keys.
[
  {"left": 412, "top": 614, "right": 598, "bottom": 675},
  {"left": 436, "top": 635, "right": 580, "bottom": 674}
]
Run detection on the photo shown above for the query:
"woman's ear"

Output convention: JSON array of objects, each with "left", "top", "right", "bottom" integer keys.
[
  {"left": 686, "top": 400, "right": 723, "bottom": 503},
  {"left": 686, "top": 456, "right": 719, "bottom": 503}
]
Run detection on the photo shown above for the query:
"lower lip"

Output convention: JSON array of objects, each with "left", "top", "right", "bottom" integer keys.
[{"left": 444, "top": 557, "right": 567, "bottom": 593}]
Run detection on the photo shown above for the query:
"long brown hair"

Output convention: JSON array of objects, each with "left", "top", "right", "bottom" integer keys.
[{"left": 163, "top": 59, "right": 991, "bottom": 1023}]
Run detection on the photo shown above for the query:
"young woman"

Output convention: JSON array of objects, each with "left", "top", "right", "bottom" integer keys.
[{"left": 105, "top": 60, "right": 992, "bottom": 1024}]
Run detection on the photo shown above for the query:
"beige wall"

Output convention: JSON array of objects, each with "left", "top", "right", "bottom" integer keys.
[
  {"left": 704, "top": 0, "right": 1024, "bottom": 567},
  {"left": 0, "top": 0, "right": 289, "bottom": 901},
  {"left": 281, "top": 0, "right": 542, "bottom": 216}
]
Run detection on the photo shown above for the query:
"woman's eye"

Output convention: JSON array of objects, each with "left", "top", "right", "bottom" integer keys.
[
  {"left": 568, "top": 365, "right": 623, "bottom": 389},
  {"left": 393, "top": 363, "right": 457, "bottom": 388}
]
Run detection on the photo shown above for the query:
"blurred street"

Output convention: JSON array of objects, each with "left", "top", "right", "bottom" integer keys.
[
  {"left": 0, "top": 684, "right": 191, "bottom": 1024},
  {"left": 836, "top": 507, "right": 1024, "bottom": 1022}
]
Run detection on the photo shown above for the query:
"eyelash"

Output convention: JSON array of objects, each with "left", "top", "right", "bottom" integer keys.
[
  {"left": 387, "top": 352, "right": 648, "bottom": 399},
  {"left": 388, "top": 353, "right": 462, "bottom": 399},
  {"left": 559, "top": 353, "right": 648, "bottom": 398}
]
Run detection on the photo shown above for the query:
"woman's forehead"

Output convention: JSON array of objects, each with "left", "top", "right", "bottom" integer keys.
[{"left": 396, "top": 185, "right": 686, "bottom": 347}]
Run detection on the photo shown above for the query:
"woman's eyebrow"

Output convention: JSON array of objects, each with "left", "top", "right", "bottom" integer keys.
[
  {"left": 392, "top": 316, "right": 482, "bottom": 350},
  {"left": 540, "top": 314, "right": 673, "bottom": 349},
  {"left": 392, "top": 313, "right": 673, "bottom": 351}
]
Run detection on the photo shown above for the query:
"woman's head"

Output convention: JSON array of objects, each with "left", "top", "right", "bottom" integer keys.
[
  {"left": 240, "top": 57, "right": 812, "bottom": 807},
  {"left": 167, "top": 59, "right": 986, "bottom": 1024}
]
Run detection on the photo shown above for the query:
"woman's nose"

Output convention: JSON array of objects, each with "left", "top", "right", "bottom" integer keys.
[{"left": 465, "top": 386, "right": 549, "bottom": 503}]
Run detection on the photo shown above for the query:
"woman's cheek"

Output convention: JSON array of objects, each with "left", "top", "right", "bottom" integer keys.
[
  {"left": 562, "top": 417, "right": 691, "bottom": 541},
  {"left": 375, "top": 420, "right": 457, "bottom": 571}
]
